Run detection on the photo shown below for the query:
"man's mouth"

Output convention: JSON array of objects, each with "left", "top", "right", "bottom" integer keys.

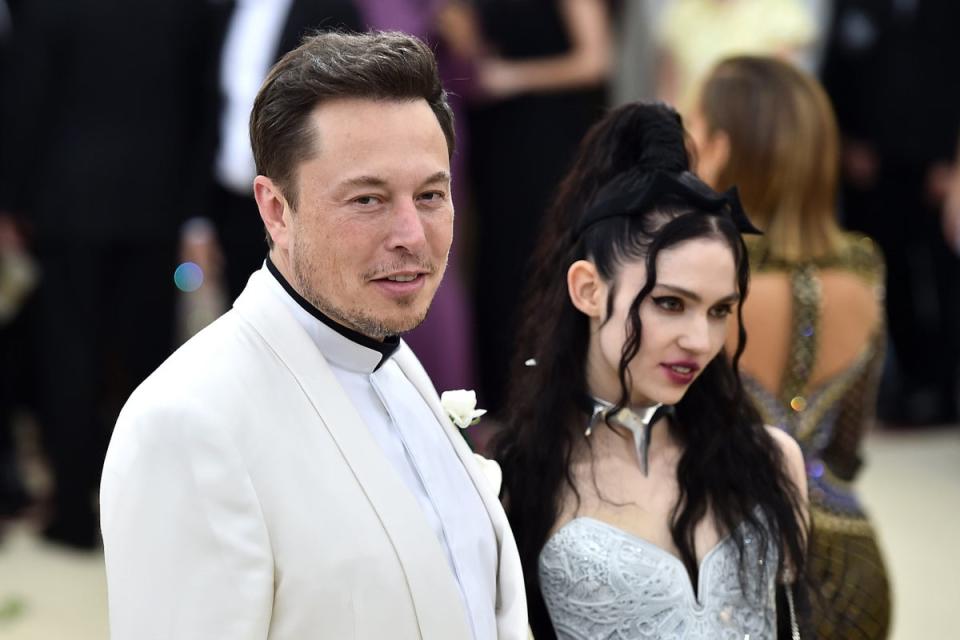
[
  {"left": 365, "top": 261, "right": 433, "bottom": 282},
  {"left": 373, "top": 270, "right": 429, "bottom": 284},
  {"left": 370, "top": 270, "right": 430, "bottom": 298}
]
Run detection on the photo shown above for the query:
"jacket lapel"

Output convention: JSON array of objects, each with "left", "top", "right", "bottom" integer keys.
[
  {"left": 393, "top": 346, "right": 529, "bottom": 638},
  {"left": 233, "top": 271, "right": 472, "bottom": 639}
]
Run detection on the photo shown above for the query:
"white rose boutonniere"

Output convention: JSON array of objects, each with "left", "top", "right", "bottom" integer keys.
[{"left": 440, "top": 389, "right": 487, "bottom": 429}]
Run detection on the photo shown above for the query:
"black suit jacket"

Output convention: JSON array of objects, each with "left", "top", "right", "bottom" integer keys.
[
  {"left": 0, "top": 0, "right": 234, "bottom": 242},
  {"left": 821, "top": 0, "right": 960, "bottom": 166}
]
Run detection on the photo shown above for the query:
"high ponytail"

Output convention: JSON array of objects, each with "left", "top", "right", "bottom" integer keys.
[{"left": 549, "top": 102, "right": 689, "bottom": 220}]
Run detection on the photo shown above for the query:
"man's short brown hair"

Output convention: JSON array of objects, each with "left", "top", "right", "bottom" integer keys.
[{"left": 250, "top": 31, "right": 455, "bottom": 217}]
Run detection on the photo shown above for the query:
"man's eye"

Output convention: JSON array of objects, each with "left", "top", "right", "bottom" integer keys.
[
  {"left": 652, "top": 296, "right": 683, "bottom": 312},
  {"left": 353, "top": 195, "right": 380, "bottom": 206},
  {"left": 419, "top": 191, "right": 445, "bottom": 203}
]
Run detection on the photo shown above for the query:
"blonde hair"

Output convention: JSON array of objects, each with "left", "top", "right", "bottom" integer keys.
[{"left": 698, "top": 56, "right": 843, "bottom": 262}]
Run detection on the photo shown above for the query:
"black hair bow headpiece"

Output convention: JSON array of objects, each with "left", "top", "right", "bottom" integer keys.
[{"left": 574, "top": 170, "right": 762, "bottom": 238}]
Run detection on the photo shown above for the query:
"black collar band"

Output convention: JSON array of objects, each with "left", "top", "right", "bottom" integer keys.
[{"left": 266, "top": 257, "right": 400, "bottom": 369}]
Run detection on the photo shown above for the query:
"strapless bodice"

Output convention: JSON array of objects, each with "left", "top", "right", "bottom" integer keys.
[{"left": 539, "top": 517, "right": 777, "bottom": 639}]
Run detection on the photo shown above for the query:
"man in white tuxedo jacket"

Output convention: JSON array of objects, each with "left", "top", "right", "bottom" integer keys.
[{"left": 100, "top": 31, "right": 528, "bottom": 639}]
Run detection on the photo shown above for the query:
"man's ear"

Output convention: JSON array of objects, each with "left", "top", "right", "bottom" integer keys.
[
  {"left": 254, "top": 175, "right": 292, "bottom": 250},
  {"left": 567, "top": 259, "right": 607, "bottom": 319}
]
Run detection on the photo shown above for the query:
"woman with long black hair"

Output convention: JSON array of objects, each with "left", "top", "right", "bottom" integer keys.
[{"left": 494, "top": 102, "right": 810, "bottom": 639}]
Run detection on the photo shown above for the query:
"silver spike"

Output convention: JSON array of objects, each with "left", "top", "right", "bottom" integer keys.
[{"left": 588, "top": 398, "right": 664, "bottom": 475}]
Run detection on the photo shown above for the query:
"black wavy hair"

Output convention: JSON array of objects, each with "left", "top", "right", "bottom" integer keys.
[{"left": 493, "top": 102, "right": 808, "bottom": 638}]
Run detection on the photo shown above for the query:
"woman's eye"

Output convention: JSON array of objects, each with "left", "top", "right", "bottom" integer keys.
[
  {"left": 652, "top": 296, "right": 683, "bottom": 312},
  {"left": 710, "top": 304, "right": 733, "bottom": 318}
]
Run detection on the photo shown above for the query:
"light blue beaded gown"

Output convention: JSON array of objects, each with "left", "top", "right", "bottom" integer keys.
[{"left": 538, "top": 516, "right": 778, "bottom": 640}]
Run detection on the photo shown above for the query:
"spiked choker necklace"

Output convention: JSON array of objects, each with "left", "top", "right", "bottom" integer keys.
[{"left": 586, "top": 398, "right": 673, "bottom": 476}]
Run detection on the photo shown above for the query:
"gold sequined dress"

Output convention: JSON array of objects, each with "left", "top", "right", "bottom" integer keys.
[{"left": 743, "top": 234, "right": 891, "bottom": 639}]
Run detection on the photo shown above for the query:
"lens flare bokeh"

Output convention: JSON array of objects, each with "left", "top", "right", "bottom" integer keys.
[{"left": 173, "top": 262, "right": 204, "bottom": 293}]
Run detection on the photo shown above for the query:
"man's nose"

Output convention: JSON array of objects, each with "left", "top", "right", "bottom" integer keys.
[{"left": 388, "top": 198, "right": 428, "bottom": 252}]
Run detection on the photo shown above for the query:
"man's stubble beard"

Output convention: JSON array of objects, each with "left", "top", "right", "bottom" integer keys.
[{"left": 290, "top": 239, "right": 445, "bottom": 340}]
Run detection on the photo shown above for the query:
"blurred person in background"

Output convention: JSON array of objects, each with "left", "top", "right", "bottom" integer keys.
[
  {"left": 0, "top": 0, "right": 227, "bottom": 549},
  {"left": 944, "top": 135, "right": 960, "bottom": 429},
  {"left": 796, "top": 0, "right": 834, "bottom": 72},
  {"left": 655, "top": 0, "right": 815, "bottom": 111},
  {"left": 821, "top": 0, "right": 960, "bottom": 426},
  {"left": 205, "top": 0, "right": 361, "bottom": 302},
  {"left": 614, "top": 0, "right": 830, "bottom": 106},
  {"left": 944, "top": 137, "right": 960, "bottom": 255},
  {"left": 442, "top": 0, "right": 613, "bottom": 416},
  {"left": 690, "top": 55, "right": 892, "bottom": 638},
  {"left": 797, "top": 0, "right": 834, "bottom": 70},
  {"left": 609, "top": 0, "right": 664, "bottom": 105},
  {"left": 0, "top": 0, "right": 35, "bottom": 522}
]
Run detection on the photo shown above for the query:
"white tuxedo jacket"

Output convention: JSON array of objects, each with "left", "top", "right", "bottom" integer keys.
[{"left": 100, "top": 272, "right": 528, "bottom": 639}]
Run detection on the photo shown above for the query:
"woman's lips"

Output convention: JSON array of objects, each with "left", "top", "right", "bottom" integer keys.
[{"left": 659, "top": 362, "right": 700, "bottom": 385}]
